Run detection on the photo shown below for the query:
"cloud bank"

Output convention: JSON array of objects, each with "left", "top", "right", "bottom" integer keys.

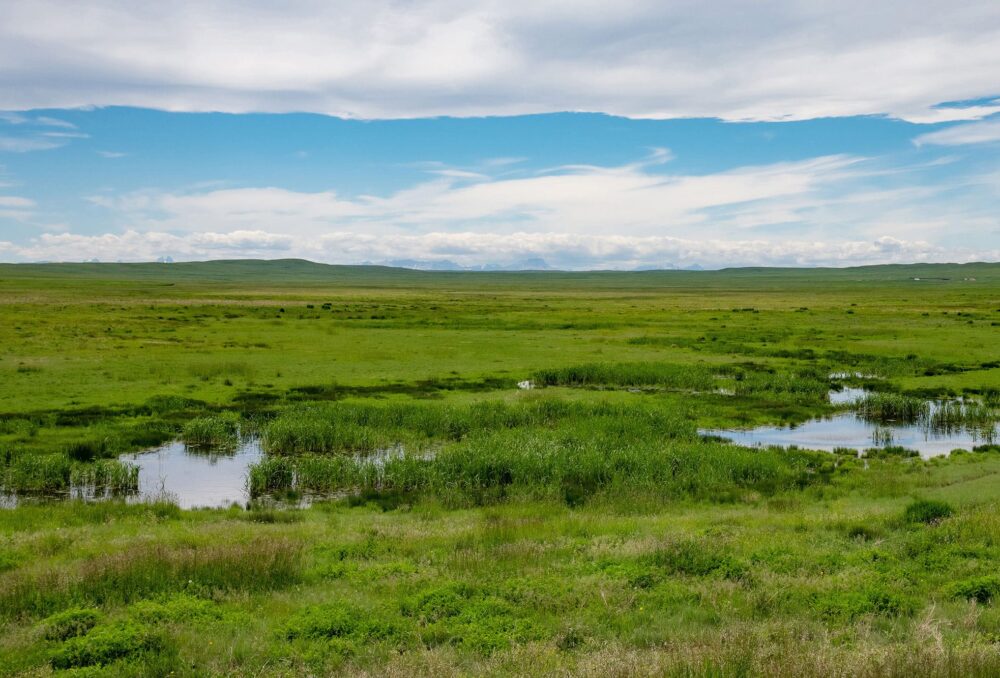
[
  {"left": 2, "top": 0, "right": 1000, "bottom": 122},
  {"left": 5, "top": 152, "right": 997, "bottom": 268},
  {"left": 2, "top": 230, "right": 991, "bottom": 270}
]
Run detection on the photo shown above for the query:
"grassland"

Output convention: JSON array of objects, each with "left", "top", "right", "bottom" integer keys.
[{"left": 1, "top": 259, "right": 999, "bottom": 676}]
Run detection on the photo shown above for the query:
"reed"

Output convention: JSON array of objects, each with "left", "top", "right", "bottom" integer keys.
[
  {"left": 532, "top": 362, "right": 718, "bottom": 390},
  {"left": 855, "top": 393, "right": 929, "bottom": 424},
  {"left": 70, "top": 459, "right": 139, "bottom": 495},
  {"left": 0, "top": 451, "right": 72, "bottom": 493},
  {"left": 249, "top": 426, "right": 827, "bottom": 504},
  {"left": 0, "top": 537, "right": 302, "bottom": 620},
  {"left": 181, "top": 413, "right": 241, "bottom": 448}
]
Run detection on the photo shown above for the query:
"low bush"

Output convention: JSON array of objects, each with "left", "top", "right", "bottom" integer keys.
[
  {"left": 50, "top": 621, "right": 165, "bottom": 669},
  {"left": 283, "top": 602, "right": 407, "bottom": 644},
  {"left": 813, "top": 585, "right": 915, "bottom": 621},
  {"left": 904, "top": 499, "right": 953, "bottom": 524},
  {"left": 42, "top": 607, "right": 101, "bottom": 641},
  {"left": 947, "top": 576, "right": 1000, "bottom": 604}
]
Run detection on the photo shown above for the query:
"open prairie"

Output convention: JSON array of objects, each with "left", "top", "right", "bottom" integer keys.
[{"left": 2, "top": 260, "right": 1000, "bottom": 676}]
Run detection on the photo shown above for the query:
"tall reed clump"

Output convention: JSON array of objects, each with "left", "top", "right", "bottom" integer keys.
[
  {"left": 261, "top": 398, "right": 691, "bottom": 455},
  {"left": 181, "top": 412, "right": 241, "bottom": 448},
  {"left": 730, "top": 370, "right": 830, "bottom": 400},
  {"left": 532, "top": 362, "right": 719, "bottom": 390},
  {"left": 70, "top": 460, "right": 139, "bottom": 495},
  {"left": 249, "top": 404, "right": 828, "bottom": 505},
  {"left": 855, "top": 393, "right": 929, "bottom": 424},
  {"left": 0, "top": 450, "right": 73, "bottom": 493},
  {"left": 0, "top": 537, "right": 302, "bottom": 620},
  {"left": 928, "top": 401, "right": 997, "bottom": 440},
  {"left": 247, "top": 457, "right": 297, "bottom": 495}
]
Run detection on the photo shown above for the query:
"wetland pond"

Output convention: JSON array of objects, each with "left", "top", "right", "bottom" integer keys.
[
  {"left": 120, "top": 440, "right": 410, "bottom": 508},
  {"left": 702, "top": 389, "right": 997, "bottom": 459},
  {"left": 109, "top": 389, "right": 999, "bottom": 505},
  {"left": 119, "top": 438, "right": 264, "bottom": 509},
  {"left": 4, "top": 390, "right": 995, "bottom": 507}
]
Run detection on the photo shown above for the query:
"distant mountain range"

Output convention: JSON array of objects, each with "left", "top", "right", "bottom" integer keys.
[{"left": 366, "top": 258, "right": 706, "bottom": 272}]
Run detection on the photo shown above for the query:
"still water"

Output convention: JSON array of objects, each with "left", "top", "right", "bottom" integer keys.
[
  {"left": 702, "top": 390, "right": 996, "bottom": 458},
  {"left": 120, "top": 438, "right": 263, "bottom": 508}
]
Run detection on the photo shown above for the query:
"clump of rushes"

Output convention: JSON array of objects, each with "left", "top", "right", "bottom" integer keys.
[
  {"left": 0, "top": 451, "right": 72, "bottom": 493},
  {"left": 855, "top": 393, "right": 930, "bottom": 424},
  {"left": 247, "top": 457, "right": 296, "bottom": 495},
  {"left": 871, "top": 426, "right": 894, "bottom": 447},
  {"left": 181, "top": 412, "right": 240, "bottom": 448},
  {"left": 904, "top": 498, "right": 953, "bottom": 524},
  {"left": 261, "top": 398, "right": 695, "bottom": 455},
  {"left": 70, "top": 460, "right": 139, "bottom": 495},
  {"left": 532, "top": 362, "right": 829, "bottom": 402},
  {"left": 249, "top": 424, "right": 830, "bottom": 505},
  {"left": 0, "top": 537, "right": 302, "bottom": 620},
  {"left": 532, "top": 362, "right": 719, "bottom": 390},
  {"left": 730, "top": 370, "right": 830, "bottom": 400},
  {"left": 929, "top": 401, "right": 997, "bottom": 440}
]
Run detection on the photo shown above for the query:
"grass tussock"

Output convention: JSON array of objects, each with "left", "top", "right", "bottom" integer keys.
[
  {"left": 0, "top": 449, "right": 138, "bottom": 495},
  {"left": 251, "top": 427, "right": 830, "bottom": 504},
  {"left": 532, "top": 362, "right": 719, "bottom": 390},
  {"left": 0, "top": 537, "right": 302, "bottom": 620},
  {"left": 903, "top": 498, "right": 953, "bottom": 524},
  {"left": 181, "top": 412, "right": 241, "bottom": 447},
  {"left": 855, "top": 393, "right": 930, "bottom": 423},
  {"left": 261, "top": 398, "right": 694, "bottom": 455}
]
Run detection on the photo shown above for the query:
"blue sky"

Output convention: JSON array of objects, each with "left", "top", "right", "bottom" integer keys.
[{"left": 1, "top": 1, "right": 999, "bottom": 268}]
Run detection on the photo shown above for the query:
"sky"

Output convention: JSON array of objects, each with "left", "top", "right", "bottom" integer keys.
[{"left": 0, "top": 0, "right": 998, "bottom": 269}]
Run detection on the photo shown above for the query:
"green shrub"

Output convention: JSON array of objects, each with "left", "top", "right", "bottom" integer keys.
[
  {"left": 813, "top": 585, "right": 914, "bottom": 621},
  {"left": 947, "top": 576, "right": 1000, "bottom": 604},
  {"left": 50, "top": 621, "right": 164, "bottom": 669},
  {"left": 283, "top": 602, "right": 407, "bottom": 644},
  {"left": 42, "top": 608, "right": 101, "bottom": 641},
  {"left": 129, "top": 594, "right": 221, "bottom": 624},
  {"left": 403, "top": 584, "right": 470, "bottom": 623},
  {"left": 904, "top": 499, "right": 954, "bottom": 524},
  {"left": 645, "top": 540, "right": 748, "bottom": 580}
]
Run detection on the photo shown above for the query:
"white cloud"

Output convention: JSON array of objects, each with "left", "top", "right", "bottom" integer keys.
[
  {"left": 1, "top": 1, "right": 999, "bottom": 122},
  {"left": 0, "top": 196, "right": 34, "bottom": 208},
  {"left": 0, "top": 112, "right": 82, "bottom": 152},
  {"left": 0, "top": 136, "right": 64, "bottom": 152},
  {"left": 85, "top": 154, "right": 866, "bottom": 241},
  {"left": 914, "top": 119, "right": 1000, "bottom": 146},
  {"left": 2, "top": 229, "right": 994, "bottom": 269},
  {"left": 0, "top": 194, "right": 35, "bottom": 220},
  {"left": 0, "top": 150, "right": 983, "bottom": 267}
]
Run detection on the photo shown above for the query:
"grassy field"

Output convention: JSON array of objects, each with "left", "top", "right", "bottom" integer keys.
[{"left": 1, "top": 260, "right": 999, "bottom": 676}]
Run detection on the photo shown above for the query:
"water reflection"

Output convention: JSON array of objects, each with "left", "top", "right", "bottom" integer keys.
[
  {"left": 703, "top": 391, "right": 996, "bottom": 458},
  {"left": 120, "top": 437, "right": 263, "bottom": 509}
]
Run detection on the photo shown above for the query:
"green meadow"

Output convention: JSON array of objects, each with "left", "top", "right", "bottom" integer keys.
[{"left": 1, "top": 259, "right": 1000, "bottom": 676}]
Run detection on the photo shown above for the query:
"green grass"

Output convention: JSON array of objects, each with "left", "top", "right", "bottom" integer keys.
[
  {"left": 1, "top": 260, "right": 1000, "bottom": 675},
  {"left": 181, "top": 413, "right": 241, "bottom": 448},
  {"left": 855, "top": 393, "right": 930, "bottom": 423}
]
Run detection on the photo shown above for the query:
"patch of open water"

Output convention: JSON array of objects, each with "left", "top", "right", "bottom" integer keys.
[
  {"left": 702, "top": 390, "right": 996, "bottom": 458},
  {"left": 120, "top": 438, "right": 264, "bottom": 509}
]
